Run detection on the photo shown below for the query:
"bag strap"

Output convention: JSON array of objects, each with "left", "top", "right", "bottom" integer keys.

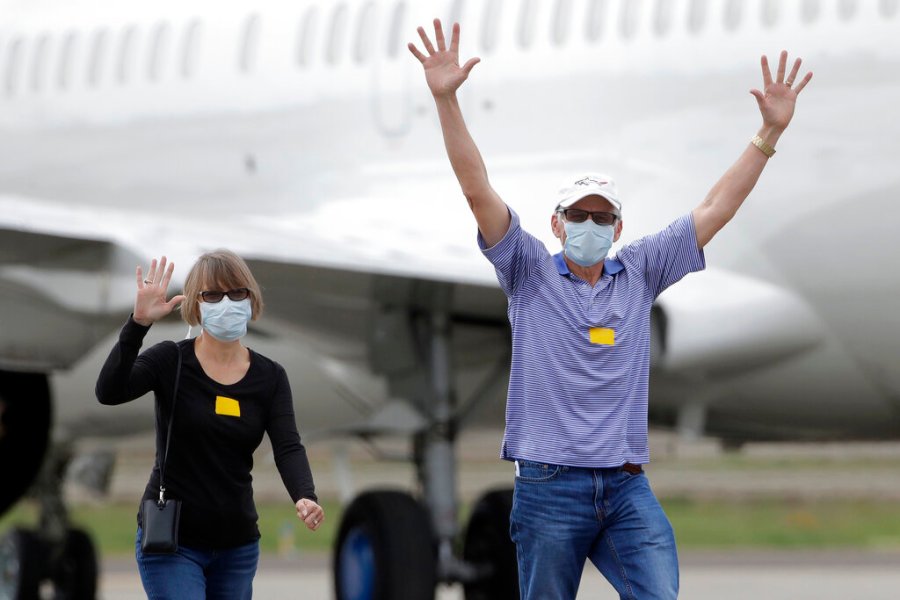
[{"left": 158, "top": 341, "right": 183, "bottom": 505}]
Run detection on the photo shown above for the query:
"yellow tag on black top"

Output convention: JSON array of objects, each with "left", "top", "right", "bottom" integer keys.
[
  {"left": 589, "top": 327, "right": 615, "bottom": 346},
  {"left": 215, "top": 396, "right": 241, "bottom": 417}
]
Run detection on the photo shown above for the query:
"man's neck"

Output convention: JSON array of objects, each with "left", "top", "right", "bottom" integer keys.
[{"left": 564, "top": 255, "right": 605, "bottom": 287}]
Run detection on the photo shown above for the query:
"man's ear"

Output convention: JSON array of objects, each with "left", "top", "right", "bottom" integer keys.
[
  {"left": 613, "top": 220, "right": 623, "bottom": 242},
  {"left": 551, "top": 213, "right": 564, "bottom": 240}
]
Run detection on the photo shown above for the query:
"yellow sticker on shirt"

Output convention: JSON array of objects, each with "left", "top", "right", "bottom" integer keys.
[
  {"left": 215, "top": 396, "right": 241, "bottom": 417},
  {"left": 589, "top": 327, "right": 615, "bottom": 346}
]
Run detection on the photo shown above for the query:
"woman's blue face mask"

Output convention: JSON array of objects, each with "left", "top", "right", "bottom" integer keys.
[{"left": 200, "top": 297, "right": 252, "bottom": 341}]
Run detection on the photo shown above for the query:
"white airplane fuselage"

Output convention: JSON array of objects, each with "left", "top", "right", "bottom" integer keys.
[{"left": 1, "top": 0, "right": 899, "bottom": 445}]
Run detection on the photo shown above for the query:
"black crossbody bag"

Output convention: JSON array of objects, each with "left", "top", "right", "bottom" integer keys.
[{"left": 140, "top": 341, "right": 183, "bottom": 554}]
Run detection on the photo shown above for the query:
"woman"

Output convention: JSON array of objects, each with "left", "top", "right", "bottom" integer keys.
[{"left": 96, "top": 251, "right": 324, "bottom": 599}]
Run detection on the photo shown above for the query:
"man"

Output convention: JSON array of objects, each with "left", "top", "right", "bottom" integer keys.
[{"left": 409, "top": 19, "right": 812, "bottom": 600}]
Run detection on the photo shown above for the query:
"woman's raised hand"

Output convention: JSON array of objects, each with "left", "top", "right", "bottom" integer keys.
[
  {"left": 133, "top": 256, "right": 185, "bottom": 326},
  {"left": 408, "top": 19, "right": 480, "bottom": 98}
]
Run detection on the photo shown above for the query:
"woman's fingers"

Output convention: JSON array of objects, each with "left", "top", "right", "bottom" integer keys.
[
  {"left": 136, "top": 265, "right": 144, "bottom": 289},
  {"left": 296, "top": 499, "right": 325, "bottom": 531}
]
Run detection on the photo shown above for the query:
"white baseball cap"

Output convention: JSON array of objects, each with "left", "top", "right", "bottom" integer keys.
[{"left": 556, "top": 173, "right": 622, "bottom": 213}]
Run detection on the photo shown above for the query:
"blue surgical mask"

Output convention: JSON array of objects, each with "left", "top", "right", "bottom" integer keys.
[
  {"left": 200, "top": 298, "right": 252, "bottom": 342},
  {"left": 563, "top": 220, "right": 615, "bottom": 267}
]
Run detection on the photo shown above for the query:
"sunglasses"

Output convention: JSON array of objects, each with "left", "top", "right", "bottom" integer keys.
[
  {"left": 559, "top": 209, "right": 619, "bottom": 226},
  {"left": 198, "top": 288, "right": 251, "bottom": 303}
]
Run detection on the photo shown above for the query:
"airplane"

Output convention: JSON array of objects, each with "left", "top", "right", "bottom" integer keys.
[{"left": 1, "top": 0, "right": 898, "bottom": 597}]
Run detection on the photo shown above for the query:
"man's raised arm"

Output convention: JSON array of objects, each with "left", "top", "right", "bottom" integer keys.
[
  {"left": 693, "top": 51, "right": 813, "bottom": 248},
  {"left": 409, "top": 19, "right": 510, "bottom": 247}
]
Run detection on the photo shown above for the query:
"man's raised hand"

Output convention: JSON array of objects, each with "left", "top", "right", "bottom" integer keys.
[
  {"left": 408, "top": 19, "right": 480, "bottom": 98},
  {"left": 750, "top": 50, "right": 813, "bottom": 132}
]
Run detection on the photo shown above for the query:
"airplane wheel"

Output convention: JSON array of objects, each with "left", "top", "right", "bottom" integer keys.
[
  {"left": 0, "top": 528, "right": 45, "bottom": 600},
  {"left": 334, "top": 490, "right": 436, "bottom": 600},
  {"left": 52, "top": 528, "right": 98, "bottom": 600},
  {"left": 463, "top": 488, "right": 518, "bottom": 600}
]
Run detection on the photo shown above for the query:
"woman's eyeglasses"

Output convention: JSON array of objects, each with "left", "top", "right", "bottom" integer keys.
[{"left": 198, "top": 288, "right": 251, "bottom": 303}]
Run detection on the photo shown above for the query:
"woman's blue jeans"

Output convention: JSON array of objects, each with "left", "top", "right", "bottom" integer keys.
[
  {"left": 510, "top": 461, "right": 679, "bottom": 600},
  {"left": 135, "top": 527, "right": 259, "bottom": 599}
]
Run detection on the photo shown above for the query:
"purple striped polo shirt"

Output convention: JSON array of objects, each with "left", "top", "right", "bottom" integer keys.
[{"left": 479, "top": 208, "right": 705, "bottom": 467}]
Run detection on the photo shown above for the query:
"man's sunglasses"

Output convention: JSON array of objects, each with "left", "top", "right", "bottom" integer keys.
[
  {"left": 559, "top": 209, "right": 619, "bottom": 226},
  {"left": 199, "top": 288, "right": 251, "bottom": 303}
]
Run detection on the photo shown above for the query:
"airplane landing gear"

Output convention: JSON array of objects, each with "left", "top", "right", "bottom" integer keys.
[
  {"left": 0, "top": 441, "right": 99, "bottom": 600},
  {"left": 334, "top": 491, "right": 436, "bottom": 600},
  {"left": 333, "top": 284, "right": 518, "bottom": 600},
  {"left": 462, "top": 489, "right": 518, "bottom": 600},
  {"left": 0, "top": 526, "right": 97, "bottom": 600}
]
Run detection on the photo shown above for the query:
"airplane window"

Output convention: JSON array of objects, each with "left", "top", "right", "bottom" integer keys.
[
  {"left": 87, "top": 29, "right": 109, "bottom": 87},
  {"left": 801, "top": 0, "right": 821, "bottom": 22},
  {"left": 327, "top": 3, "right": 349, "bottom": 64},
  {"left": 838, "top": 0, "right": 859, "bottom": 20},
  {"left": 654, "top": 0, "right": 674, "bottom": 36},
  {"left": 517, "top": 0, "right": 537, "bottom": 48},
  {"left": 761, "top": 0, "right": 779, "bottom": 28},
  {"left": 553, "top": 0, "right": 573, "bottom": 46},
  {"left": 297, "top": 7, "right": 318, "bottom": 66},
  {"left": 181, "top": 20, "right": 202, "bottom": 78},
  {"left": 116, "top": 26, "right": 138, "bottom": 84},
  {"left": 57, "top": 31, "right": 79, "bottom": 90},
  {"left": 239, "top": 13, "right": 261, "bottom": 73},
  {"left": 353, "top": 2, "right": 375, "bottom": 63},
  {"left": 687, "top": 0, "right": 707, "bottom": 35},
  {"left": 387, "top": 2, "right": 407, "bottom": 58},
  {"left": 31, "top": 34, "right": 51, "bottom": 92},
  {"left": 881, "top": 0, "right": 900, "bottom": 17},
  {"left": 481, "top": 0, "right": 502, "bottom": 53},
  {"left": 4, "top": 37, "right": 23, "bottom": 96},
  {"left": 147, "top": 22, "right": 171, "bottom": 81},
  {"left": 723, "top": 0, "right": 742, "bottom": 31},
  {"left": 586, "top": 0, "right": 609, "bottom": 42}
]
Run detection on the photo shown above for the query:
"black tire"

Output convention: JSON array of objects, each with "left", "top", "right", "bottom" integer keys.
[
  {"left": 333, "top": 490, "right": 436, "bottom": 600},
  {"left": 52, "top": 528, "right": 98, "bottom": 600},
  {"left": 0, "top": 528, "right": 45, "bottom": 600},
  {"left": 0, "top": 371, "right": 51, "bottom": 517},
  {"left": 462, "top": 488, "right": 518, "bottom": 600}
]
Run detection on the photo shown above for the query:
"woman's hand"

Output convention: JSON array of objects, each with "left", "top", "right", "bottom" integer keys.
[
  {"left": 133, "top": 256, "right": 185, "bottom": 326},
  {"left": 296, "top": 498, "right": 324, "bottom": 532},
  {"left": 750, "top": 51, "right": 813, "bottom": 133}
]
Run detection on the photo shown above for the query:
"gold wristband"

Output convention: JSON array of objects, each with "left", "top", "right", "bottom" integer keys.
[{"left": 750, "top": 134, "right": 776, "bottom": 158}]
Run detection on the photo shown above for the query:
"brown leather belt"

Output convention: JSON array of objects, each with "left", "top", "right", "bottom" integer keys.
[{"left": 621, "top": 462, "right": 643, "bottom": 475}]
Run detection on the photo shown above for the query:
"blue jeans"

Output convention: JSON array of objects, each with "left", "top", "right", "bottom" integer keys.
[
  {"left": 510, "top": 461, "right": 678, "bottom": 600},
  {"left": 135, "top": 527, "right": 259, "bottom": 599}
]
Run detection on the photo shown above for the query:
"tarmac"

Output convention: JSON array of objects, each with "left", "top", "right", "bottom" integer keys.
[
  {"left": 77, "top": 429, "right": 900, "bottom": 599},
  {"left": 100, "top": 550, "right": 900, "bottom": 599}
]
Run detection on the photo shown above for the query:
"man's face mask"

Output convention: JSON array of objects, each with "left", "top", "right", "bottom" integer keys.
[{"left": 562, "top": 217, "right": 615, "bottom": 267}]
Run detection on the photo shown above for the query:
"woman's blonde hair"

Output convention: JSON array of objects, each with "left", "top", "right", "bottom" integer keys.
[{"left": 181, "top": 249, "right": 264, "bottom": 326}]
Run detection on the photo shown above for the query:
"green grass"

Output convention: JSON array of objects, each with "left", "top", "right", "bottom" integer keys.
[
  {"left": 3, "top": 497, "right": 900, "bottom": 557},
  {"left": 0, "top": 499, "right": 341, "bottom": 557},
  {"left": 662, "top": 497, "right": 900, "bottom": 549}
]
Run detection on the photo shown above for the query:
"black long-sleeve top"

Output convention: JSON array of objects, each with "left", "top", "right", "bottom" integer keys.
[{"left": 96, "top": 317, "right": 317, "bottom": 549}]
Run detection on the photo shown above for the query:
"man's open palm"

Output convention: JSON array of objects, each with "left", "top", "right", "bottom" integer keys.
[{"left": 408, "top": 19, "right": 480, "bottom": 97}]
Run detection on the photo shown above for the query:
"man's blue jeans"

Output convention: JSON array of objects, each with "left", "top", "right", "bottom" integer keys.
[
  {"left": 135, "top": 527, "right": 259, "bottom": 600},
  {"left": 510, "top": 461, "right": 678, "bottom": 600}
]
